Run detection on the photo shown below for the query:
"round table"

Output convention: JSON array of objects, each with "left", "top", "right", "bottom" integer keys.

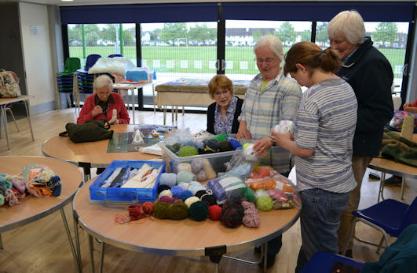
[
  {"left": 73, "top": 182, "right": 300, "bottom": 273},
  {"left": 42, "top": 124, "right": 158, "bottom": 178},
  {"left": 369, "top": 157, "right": 417, "bottom": 201},
  {"left": 0, "top": 156, "right": 83, "bottom": 272}
]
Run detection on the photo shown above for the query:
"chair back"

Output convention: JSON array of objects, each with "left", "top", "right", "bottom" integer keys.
[
  {"left": 108, "top": 54, "right": 123, "bottom": 58},
  {"left": 64, "top": 57, "right": 81, "bottom": 73},
  {"left": 401, "top": 197, "right": 417, "bottom": 229},
  {"left": 85, "top": 54, "right": 101, "bottom": 71}
]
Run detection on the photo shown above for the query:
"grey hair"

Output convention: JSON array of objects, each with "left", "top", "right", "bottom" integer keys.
[
  {"left": 254, "top": 34, "right": 284, "bottom": 61},
  {"left": 94, "top": 74, "right": 113, "bottom": 91},
  {"left": 328, "top": 10, "right": 366, "bottom": 45}
]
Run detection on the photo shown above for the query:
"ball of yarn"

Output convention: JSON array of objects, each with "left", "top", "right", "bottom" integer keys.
[
  {"left": 202, "top": 159, "right": 217, "bottom": 180},
  {"left": 158, "top": 184, "right": 171, "bottom": 194},
  {"left": 208, "top": 205, "right": 222, "bottom": 221},
  {"left": 159, "top": 189, "right": 172, "bottom": 198},
  {"left": 201, "top": 194, "right": 217, "bottom": 206},
  {"left": 52, "top": 184, "right": 62, "bottom": 196},
  {"left": 242, "top": 213, "right": 260, "bottom": 228},
  {"left": 243, "top": 143, "right": 257, "bottom": 161},
  {"left": 142, "top": 201, "right": 154, "bottom": 215},
  {"left": 191, "top": 158, "right": 205, "bottom": 174},
  {"left": 159, "top": 195, "right": 175, "bottom": 204},
  {"left": 177, "top": 146, "right": 198, "bottom": 157},
  {"left": 153, "top": 201, "right": 171, "bottom": 219},
  {"left": 128, "top": 204, "right": 146, "bottom": 220},
  {"left": 228, "top": 138, "right": 242, "bottom": 150},
  {"left": 220, "top": 201, "right": 244, "bottom": 228},
  {"left": 243, "top": 187, "right": 256, "bottom": 203},
  {"left": 184, "top": 196, "right": 200, "bottom": 207},
  {"left": 256, "top": 196, "right": 273, "bottom": 211},
  {"left": 218, "top": 141, "right": 233, "bottom": 152},
  {"left": 213, "top": 133, "right": 228, "bottom": 142},
  {"left": 176, "top": 171, "right": 195, "bottom": 184},
  {"left": 196, "top": 169, "right": 208, "bottom": 182},
  {"left": 195, "top": 190, "right": 208, "bottom": 199},
  {"left": 204, "top": 139, "right": 220, "bottom": 153},
  {"left": 188, "top": 201, "right": 209, "bottom": 221},
  {"left": 171, "top": 185, "right": 193, "bottom": 200},
  {"left": 188, "top": 181, "right": 205, "bottom": 195},
  {"left": 159, "top": 173, "right": 177, "bottom": 187},
  {"left": 0, "top": 194, "right": 4, "bottom": 206},
  {"left": 255, "top": 189, "right": 269, "bottom": 198},
  {"left": 177, "top": 182, "right": 190, "bottom": 190},
  {"left": 167, "top": 200, "right": 188, "bottom": 220},
  {"left": 176, "top": 163, "right": 192, "bottom": 173}
]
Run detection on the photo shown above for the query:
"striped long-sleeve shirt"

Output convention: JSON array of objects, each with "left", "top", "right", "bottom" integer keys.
[
  {"left": 240, "top": 73, "right": 302, "bottom": 173},
  {"left": 295, "top": 78, "right": 358, "bottom": 193}
]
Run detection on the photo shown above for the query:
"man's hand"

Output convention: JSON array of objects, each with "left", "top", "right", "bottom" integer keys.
[{"left": 253, "top": 137, "right": 273, "bottom": 156}]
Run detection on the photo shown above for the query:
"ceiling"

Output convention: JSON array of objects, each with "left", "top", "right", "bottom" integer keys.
[{"left": 13, "top": 0, "right": 417, "bottom": 7}]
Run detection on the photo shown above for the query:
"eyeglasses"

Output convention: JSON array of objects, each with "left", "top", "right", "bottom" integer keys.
[{"left": 256, "top": 57, "right": 276, "bottom": 65}]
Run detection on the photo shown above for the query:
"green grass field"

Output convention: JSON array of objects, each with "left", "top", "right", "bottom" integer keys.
[{"left": 70, "top": 46, "right": 405, "bottom": 77}]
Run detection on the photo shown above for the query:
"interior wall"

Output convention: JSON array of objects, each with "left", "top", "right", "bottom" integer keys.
[{"left": 19, "top": 2, "right": 56, "bottom": 112}]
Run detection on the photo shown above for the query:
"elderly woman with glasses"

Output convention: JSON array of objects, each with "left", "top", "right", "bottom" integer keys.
[
  {"left": 77, "top": 74, "right": 130, "bottom": 125},
  {"left": 206, "top": 74, "right": 243, "bottom": 134},
  {"left": 236, "top": 34, "right": 302, "bottom": 268},
  {"left": 327, "top": 10, "right": 394, "bottom": 257}
]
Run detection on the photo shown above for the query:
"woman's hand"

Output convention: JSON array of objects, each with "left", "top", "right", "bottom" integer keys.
[
  {"left": 91, "top": 105, "right": 103, "bottom": 117},
  {"left": 253, "top": 137, "right": 273, "bottom": 157},
  {"left": 236, "top": 121, "right": 252, "bottom": 139}
]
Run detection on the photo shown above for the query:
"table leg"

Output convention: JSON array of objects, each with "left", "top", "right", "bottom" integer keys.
[
  {"left": 0, "top": 233, "right": 3, "bottom": 249},
  {"left": 98, "top": 241, "right": 105, "bottom": 273},
  {"left": 60, "top": 208, "right": 81, "bottom": 273},
  {"left": 400, "top": 176, "right": 406, "bottom": 200},
  {"left": 1, "top": 107, "right": 10, "bottom": 150},
  {"left": 163, "top": 105, "right": 167, "bottom": 125},
  {"left": 73, "top": 210, "right": 83, "bottom": 273},
  {"left": 23, "top": 99, "right": 35, "bottom": 141},
  {"left": 378, "top": 172, "right": 386, "bottom": 202},
  {"left": 88, "top": 234, "right": 96, "bottom": 273}
]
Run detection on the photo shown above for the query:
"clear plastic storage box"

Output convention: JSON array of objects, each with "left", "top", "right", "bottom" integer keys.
[
  {"left": 159, "top": 143, "right": 240, "bottom": 173},
  {"left": 89, "top": 160, "right": 165, "bottom": 203}
]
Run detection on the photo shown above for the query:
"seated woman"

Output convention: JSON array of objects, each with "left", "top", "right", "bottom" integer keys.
[
  {"left": 207, "top": 75, "right": 243, "bottom": 134},
  {"left": 77, "top": 74, "right": 130, "bottom": 125}
]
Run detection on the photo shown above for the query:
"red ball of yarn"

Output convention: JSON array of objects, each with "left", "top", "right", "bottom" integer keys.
[
  {"left": 128, "top": 204, "right": 146, "bottom": 220},
  {"left": 208, "top": 205, "right": 222, "bottom": 221},
  {"left": 142, "top": 202, "right": 154, "bottom": 215}
]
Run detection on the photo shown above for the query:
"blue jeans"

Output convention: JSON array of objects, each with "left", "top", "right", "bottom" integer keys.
[{"left": 295, "top": 188, "right": 349, "bottom": 273}]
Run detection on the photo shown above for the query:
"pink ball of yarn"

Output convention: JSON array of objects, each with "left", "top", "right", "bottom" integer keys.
[{"left": 242, "top": 213, "right": 260, "bottom": 228}]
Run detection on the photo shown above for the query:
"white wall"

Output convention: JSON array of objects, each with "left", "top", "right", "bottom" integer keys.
[{"left": 19, "top": 2, "right": 55, "bottom": 111}]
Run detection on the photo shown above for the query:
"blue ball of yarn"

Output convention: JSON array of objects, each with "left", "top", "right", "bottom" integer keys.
[
  {"left": 171, "top": 185, "right": 193, "bottom": 200},
  {"left": 228, "top": 138, "right": 242, "bottom": 150},
  {"left": 159, "top": 173, "right": 177, "bottom": 187}
]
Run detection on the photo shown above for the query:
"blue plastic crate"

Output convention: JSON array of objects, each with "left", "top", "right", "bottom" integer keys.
[{"left": 89, "top": 160, "right": 165, "bottom": 203}]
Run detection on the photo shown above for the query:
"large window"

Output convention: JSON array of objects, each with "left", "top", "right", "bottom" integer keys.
[
  {"left": 225, "top": 20, "right": 312, "bottom": 80},
  {"left": 68, "top": 23, "right": 136, "bottom": 67}
]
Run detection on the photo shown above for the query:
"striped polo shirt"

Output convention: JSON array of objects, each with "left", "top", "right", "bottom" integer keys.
[
  {"left": 295, "top": 78, "right": 357, "bottom": 193},
  {"left": 240, "top": 73, "right": 302, "bottom": 173}
]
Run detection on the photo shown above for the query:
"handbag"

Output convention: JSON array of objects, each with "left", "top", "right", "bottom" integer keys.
[
  {"left": 0, "top": 70, "right": 21, "bottom": 98},
  {"left": 59, "top": 120, "right": 113, "bottom": 143}
]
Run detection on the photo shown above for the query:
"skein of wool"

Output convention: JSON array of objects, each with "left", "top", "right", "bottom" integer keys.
[
  {"left": 256, "top": 195, "right": 273, "bottom": 211},
  {"left": 142, "top": 202, "right": 154, "bottom": 215},
  {"left": 158, "top": 184, "right": 171, "bottom": 194},
  {"left": 153, "top": 201, "right": 171, "bottom": 219},
  {"left": 242, "top": 201, "right": 260, "bottom": 228},
  {"left": 202, "top": 159, "right": 217, "bottom": 180},
  {"left": 128, "top": 204, "right": 146, "bottom": 220},
  {"left": 171, "top": 185, "right": 193, "bottom": 200},
  {"left": 159, "top": 195, "right": 176, "bottom": 204},
  {"left": 159, "top": 173, "right": 177, "bottom": 187},
  {"left": 176, "top": 163, "right": 192, "bottom": 173},
  {"left": 159, "top": 189, "right": 172, "bottom": 198},
  {"left": 220, "top": 199, "right": 244, "bottom": 228},
  {"left": 167, "top": 200, "right": 188, "bottom": 220},
  {"left": 184, "top": 196, "right": 200, "bottom": 208},
  {"left": 208, "top": 205, "right": 222, "bottom": 221},
  {"left": 188, "top": 201, "right": 209, "bottom": 221}
]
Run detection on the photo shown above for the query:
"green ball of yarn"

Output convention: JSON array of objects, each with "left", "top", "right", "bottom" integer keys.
[
  {"left": 0, "top": 194, "right": 4, "bottom": 206},
  {"left": 218, "top": 141, "right": 233, "bottom": 152},
  {"left": 176, "top": 171, "right": 195, "bottom": 183},
  {"left": 188, "top": 201, "right": 209, "bottom": 221},
  {"left": 177, "top": 146, "right": 198, "bottom": 157},
  {"left": 256, "top": 196, "right": 273, "bottom": 211},
  {"left": 213, "top": 133, "right": 228, "bottom": 142},
  {"left": 167, "top": 200, "right": 189, "bottom": 220},
  {"left": 153, "top": 201, "right": 171, "bottom": 219},
  {"left": 243, "top": 187, "right": 256, "bottom": 203}
]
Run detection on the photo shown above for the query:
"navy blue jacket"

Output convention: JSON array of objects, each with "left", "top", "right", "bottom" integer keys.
[
  {"left": 337, "top": 37, "right": 394, "bottom": 156},
  {"left": 207, "top": 96, "right": 243, "bottom": 134}
]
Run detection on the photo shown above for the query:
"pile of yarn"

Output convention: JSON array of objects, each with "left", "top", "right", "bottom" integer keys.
[{"left": 0, "top": 165, "right": 62, "bottom": 207}]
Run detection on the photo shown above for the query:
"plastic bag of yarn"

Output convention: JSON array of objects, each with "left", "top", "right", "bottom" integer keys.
[
  {"left": 164, "top": 128, "right": 194, "bottom": 146},
  {"left": 207, "top": 179, "right": 226, "bottom": 203},
  {"left": 21, "top": 164, "right": 61, "bottom": 197},
  {"left": 218, "top": 176, "right": 246, "bottom": 200},
  {"left": 387, "top": 110, "right": 417, "bottom": 133},
  {"left": 267, "top": 189, "right": 297, "bottom": 209},
  {"left": 271, "top": 120, "right": 295, "bottom": 135}
]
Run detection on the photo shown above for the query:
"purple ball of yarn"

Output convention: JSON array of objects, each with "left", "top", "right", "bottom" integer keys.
[
  {"left": 220, "top": 200, "right": 244, "bottom": 228},
  {"left": 159, "top": 195, "right": 176, "bottom": 204}
]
